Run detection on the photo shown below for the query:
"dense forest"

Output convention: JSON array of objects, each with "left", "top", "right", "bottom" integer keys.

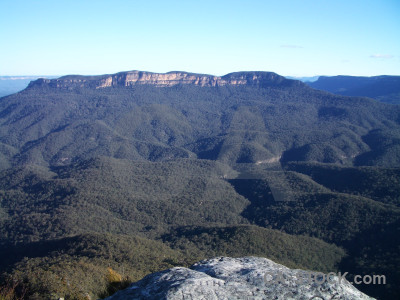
[{"left": 0, "top": 72, "right": 399, "bottom": 299}]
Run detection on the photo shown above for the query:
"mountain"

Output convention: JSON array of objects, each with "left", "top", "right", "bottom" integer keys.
[
  {"left": 0, "top": 70, "right": 399, "bottom": 299},
  {"left": 105, "top": 257, "right": 374, "bottom": 300},
  {"left": 285, "top": 75, "right": 320, "bottom": 82},
  {"left": 307, "top": 75, "right": 400, "bottom": 104},
  {"left": 27, "top": 70, "right": 300, "bottom": 89},
  {"left": 1, "top": 71, "right": 400, "bottom": 169},
  {"left": 0, "top": 76, "right": 56, "bottom": 98}
]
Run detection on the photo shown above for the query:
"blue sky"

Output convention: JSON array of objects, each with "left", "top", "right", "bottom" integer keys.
[{"left": 0, "top": 0, "right": 399, "bottom": 76}]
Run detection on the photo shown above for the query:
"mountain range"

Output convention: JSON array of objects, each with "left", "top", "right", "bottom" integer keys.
[
  {"left": 0, "top": 70, "right": 399, "bottom": 299},
  {"left": 307, "top": 75, "right": 400, "bottom": 104}
]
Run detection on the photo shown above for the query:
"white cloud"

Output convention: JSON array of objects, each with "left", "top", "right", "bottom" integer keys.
[{"left": 370, "top": 54, "right": 394, "bottom": 59}]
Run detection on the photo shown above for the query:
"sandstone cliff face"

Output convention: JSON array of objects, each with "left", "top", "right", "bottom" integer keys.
[
  {"left": 105, "top": 257, "right": 374, "bottom": 300},
  {"left": 27, "top": 71, "right": 301, "bottom": 90}
]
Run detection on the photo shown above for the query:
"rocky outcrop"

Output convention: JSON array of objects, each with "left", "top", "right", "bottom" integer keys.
[
  {"left": 27, "top": 71, "right": 302, "bottom": 90},
  {"left": 105, "top": 257, "right": 374, "bottom": 300}
]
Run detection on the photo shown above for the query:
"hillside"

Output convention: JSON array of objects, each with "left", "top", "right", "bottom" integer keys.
[
  {"left": 307, "top": 75, "right": 400, "bottom": 104},
  {"left": 0, "top": 77, "right": 44, "bottom": 98},
  {"left": 1, "top": 71, "right": 400, "bottom": 169},
  {"left": 0, "top": 70, "right": 399, "bottom": 299}
]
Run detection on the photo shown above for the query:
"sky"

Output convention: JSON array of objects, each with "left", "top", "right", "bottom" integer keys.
[{"left": 0, "top": 0, "right": 399, "bottom": 77}]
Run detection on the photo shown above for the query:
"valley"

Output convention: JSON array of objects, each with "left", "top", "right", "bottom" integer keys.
[{"left": 0, "top": 71, "right": 399, "bottom": 299}]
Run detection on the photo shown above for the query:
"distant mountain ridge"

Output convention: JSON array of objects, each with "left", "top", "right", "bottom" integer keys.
[
  {"left": 307, "top": 75, "right": 400, "bottom": 104},
  {"left": 1, "top": 69, "right": 400, "bottom": 169},
  {"left": 27, "top": 70, "right": 302, "bottom": 89},
  {"left": 0, "top": 76, "right": 55, "bottom": 97}
]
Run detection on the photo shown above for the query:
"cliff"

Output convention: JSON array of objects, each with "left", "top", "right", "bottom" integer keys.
[
  {"left": 105, "top": 257, "right": 375, "bottom": 300},
  {"left": 27, "top": 71, "right": 303, "bottom": 89}
]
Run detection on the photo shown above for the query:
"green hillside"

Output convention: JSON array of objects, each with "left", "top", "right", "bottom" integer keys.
[{"left": 0, "top": 72, "right": 399, "bottom": 299}]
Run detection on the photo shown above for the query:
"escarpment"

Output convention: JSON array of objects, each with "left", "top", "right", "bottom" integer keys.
[{"left": 27, "top": 70, "right": 303, "bottom": 89}]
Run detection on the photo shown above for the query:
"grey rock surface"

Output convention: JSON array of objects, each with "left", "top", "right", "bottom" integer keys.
[{"left": 105, "top": 257, "right": 374, "bottom": 300}]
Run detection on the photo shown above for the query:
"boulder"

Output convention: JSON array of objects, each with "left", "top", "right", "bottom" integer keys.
[{"left": 105, "top": 257, "right": 374, "bottom": 299}]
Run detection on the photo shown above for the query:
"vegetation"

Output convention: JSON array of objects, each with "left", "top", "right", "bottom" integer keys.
[
  {"left": 162, "top": 225, "right": 346, "bottom": 273},
  {"left": 0, "top": 233, "right": 190, "bottom": 299},
  {"left": 1, "top": 81, "right": 399, "bottom": 169},
  {"left": 0, "top": 279, "right": 26, "bottom": 300},
  {"left": 0, "top": 157, "right": 398, "bottom": 299},
  {"left": 0, "top": 76, "right": 399, "bottom": 299}
]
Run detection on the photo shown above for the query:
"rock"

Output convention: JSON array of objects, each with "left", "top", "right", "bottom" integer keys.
[
  {"left": 104, "top": 257, "right": 374, "bottom": 299},
  {"left": 27, "top": 71, "right": 301, "bottom": 90}
]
